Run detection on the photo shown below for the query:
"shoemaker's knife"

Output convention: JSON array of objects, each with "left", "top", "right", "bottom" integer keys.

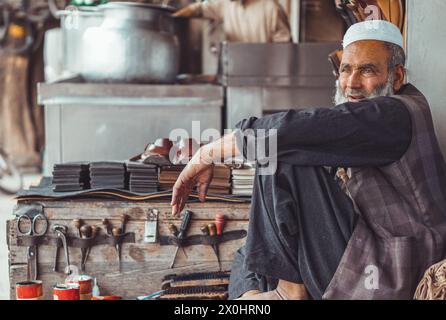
[{"left": 170, "top": 210, "right": 193, "bottom": 268}]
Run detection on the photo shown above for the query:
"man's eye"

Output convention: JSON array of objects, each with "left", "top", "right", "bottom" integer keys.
[{"left": 362, "top": 68, "right": 375, "bottom": 74}]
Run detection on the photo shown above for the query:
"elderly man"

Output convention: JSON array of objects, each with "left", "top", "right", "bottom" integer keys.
[
  {"left": 173, "top": 0, "right": 291, "bottom": 43},
  {"left": 171, "top": 20, "right": 446, "bottom": 300}
]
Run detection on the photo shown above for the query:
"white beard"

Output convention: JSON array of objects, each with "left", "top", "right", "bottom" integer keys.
[{"left": 333, "top": 75, "right": 395, "bottom": 105}]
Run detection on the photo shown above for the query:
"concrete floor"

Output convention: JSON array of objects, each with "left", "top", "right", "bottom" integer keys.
[{"left": 0, "top": 175, "right": 42, "bottom": 300}]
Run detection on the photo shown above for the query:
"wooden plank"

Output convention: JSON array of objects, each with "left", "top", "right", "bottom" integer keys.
[
  {"left": 9, "top": 200, "right": 250, "bottom": 300},
  {"left": 9, "top": 241, "right": 245, "bottom": 268},
  {"left": 9, "top": 264, "right": 27, "bottom": 300},
  {"left": 9, "top": 220, "right": 247, "bottom": 264},
  {"left": 16, "top": 201, "right": 251, "bottom": 221},
  {"left": 8, "top": 216, "right": 248, "bottom": 241}
]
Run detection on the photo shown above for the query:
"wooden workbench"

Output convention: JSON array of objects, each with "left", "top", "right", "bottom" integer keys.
[{"left": 7, "top": 199, "right": 250, "bottom": 300}]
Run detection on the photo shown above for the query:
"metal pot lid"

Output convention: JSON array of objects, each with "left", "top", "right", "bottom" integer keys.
[{"left": 98, "top": 2, "right": 175, "bottom": 13}]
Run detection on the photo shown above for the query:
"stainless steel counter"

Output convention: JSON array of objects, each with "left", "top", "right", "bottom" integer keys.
[
  {"left": 219, "top": 42, "right": 341, "bottom": 128},
  {"left": 38, "top": 80, "right": 223, "bottom": 173}
]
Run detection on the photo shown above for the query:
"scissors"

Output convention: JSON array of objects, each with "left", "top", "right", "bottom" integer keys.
[{"left": 16, "top": 209, "right": 48, "bottom": 280}]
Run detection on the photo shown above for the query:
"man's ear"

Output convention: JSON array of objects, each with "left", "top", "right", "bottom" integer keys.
[{"left": 392, "top": 64, "right": 406, "bottom": 92}]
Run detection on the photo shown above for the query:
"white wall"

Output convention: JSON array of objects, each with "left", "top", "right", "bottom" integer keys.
[{"left": 406, "top": 0, "right": 446, "bottom": 155}]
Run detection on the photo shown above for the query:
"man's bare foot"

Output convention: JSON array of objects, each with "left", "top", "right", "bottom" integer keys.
[{"left": 236, "top": 280, "right": 308, "bottom": 300}]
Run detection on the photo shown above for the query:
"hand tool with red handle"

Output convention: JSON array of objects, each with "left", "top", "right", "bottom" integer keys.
[
  {"left": 208, "top": 222, "right": 222, "bottom": 271},
  {"left": 215, "top": 213, "right": 226, "bottom": 236}
]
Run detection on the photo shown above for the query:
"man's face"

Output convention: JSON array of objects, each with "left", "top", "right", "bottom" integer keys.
[{"left": 336, "top": 40, "right": 393, "bottom": 104}]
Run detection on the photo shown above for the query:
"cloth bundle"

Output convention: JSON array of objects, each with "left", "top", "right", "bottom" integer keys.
[
  {"left": 414, "top": 259, "right": 446, "bottom": 300},
  {"left": 231, "top": 164, "right": 256, "bottom": 197}
]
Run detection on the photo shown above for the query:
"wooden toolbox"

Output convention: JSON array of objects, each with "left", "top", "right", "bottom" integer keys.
[{"left": 7, "top": 200, "right": 250, "bottom": 299}]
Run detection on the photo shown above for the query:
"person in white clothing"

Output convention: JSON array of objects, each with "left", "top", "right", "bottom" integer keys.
[{"left": 173, "top": 0, "right": 291, "bottom": 43}]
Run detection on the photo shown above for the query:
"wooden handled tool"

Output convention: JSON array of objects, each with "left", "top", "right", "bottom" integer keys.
[
  {"left": 208, "top": 223, "right": 217, "bottom": 237},
  {"left": 170, "top": 210, "right": 193, "bottom": 269},
  {"left": 168, "top": 223, "right": 179, "bottom": 237},
  {"left": 112, "top": 227, "right": 123, "bottom": 272},
  {"left": 102, "top": 218, "right": 112, "bottom": 235},
  {"left": 73, "top": 219, "right": 83, "bottom": 237},
  {"left": 200, "top": 225, "right": 209, "bottom": 235},
  {"left": 207, "top": 223, "right": 221, "bottom": 271},
  {"left": 82, "top": 225, "right": 100, "bottom": 271},
  {"left": 215, "top": 213, "right": 226, "bottom": 236},
  {"left": 169, "top": 223, "right": 187, "bottom": 258},
  {"left": 120, "top": 214, "right": 129, "bottom": 234},
  {"left": 79, "top": 224, "right": 92, "bottom": 272},
  {"left": 80, "top": 224, "right": 93, "bottom": 238}
]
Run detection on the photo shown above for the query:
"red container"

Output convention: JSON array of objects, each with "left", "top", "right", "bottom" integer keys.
[
  {"left": 66, "top": 275, "right": 93, "bottom": 300},
  {"left": 53, "top": 284, "right": 80, "bottom": 300},
  {"left": 16, "top": 281, "right": 43, "bottom": 300}
]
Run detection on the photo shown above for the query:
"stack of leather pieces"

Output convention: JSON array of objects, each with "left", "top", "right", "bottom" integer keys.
[
  {"left": 159, "top": 165, "right": 185, "bottom": 191},
  {"left": 208, "top": 165, "right": 231, "bottom": 195},
  {"left": 231, "top": 163, "right": 256, "bottom": 197},
  {"left": 89, "top": 161, "right": 126, "bottom": 189},
  {"left": 52, "top": 162, "right": 90, "bottom": 192},
  {"left": 156, "top": 138, "right": 199, "bottom": 190},
  {"left": 126, "top": 162, "right": 159, "bottom": 194}
]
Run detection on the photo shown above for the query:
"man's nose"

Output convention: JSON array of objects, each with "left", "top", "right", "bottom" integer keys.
[{"left": 347, "top": 70, "right": 362, "bottom": 89}]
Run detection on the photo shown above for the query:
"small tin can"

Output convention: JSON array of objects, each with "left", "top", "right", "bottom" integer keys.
[
  {"left": 53, "top": 284, "right": 80, "bottom": 300},
  {"left": 16, "top": 281, "right": 43, "bottom": 300},
  {"left": 66, "top": 275, "right": 93, "bottom": 300}
]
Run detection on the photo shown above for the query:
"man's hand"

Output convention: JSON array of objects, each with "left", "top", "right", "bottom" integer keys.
[
  {"left": 172, "top": 4, "right": 201, "bottom": 18},
  {"left": 171, "top": 132, "right": 241, "bottom": 216},
  {"left": 171, "top": 146, "right": 214, "bottom": 216}
]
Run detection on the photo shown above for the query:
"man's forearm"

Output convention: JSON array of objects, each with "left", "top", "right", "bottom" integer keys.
[
  {"left": 173, "top": 3, "right": 203, "bottom": 18},
  {"left": 234, "top": 97, "right": 412, "bottom": 167},
  {"left": 187, "top": 3, "right": 204, "bottom": 17}
]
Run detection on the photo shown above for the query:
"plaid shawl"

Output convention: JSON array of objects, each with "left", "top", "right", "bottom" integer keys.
[{"left": 324, "top": 84, "right": 446, "bottom": 299}]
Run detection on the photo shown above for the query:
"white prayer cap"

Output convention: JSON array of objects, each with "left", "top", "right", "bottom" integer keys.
[{"left": 343, "top": 20, "right": 404, "bottom": 49}]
